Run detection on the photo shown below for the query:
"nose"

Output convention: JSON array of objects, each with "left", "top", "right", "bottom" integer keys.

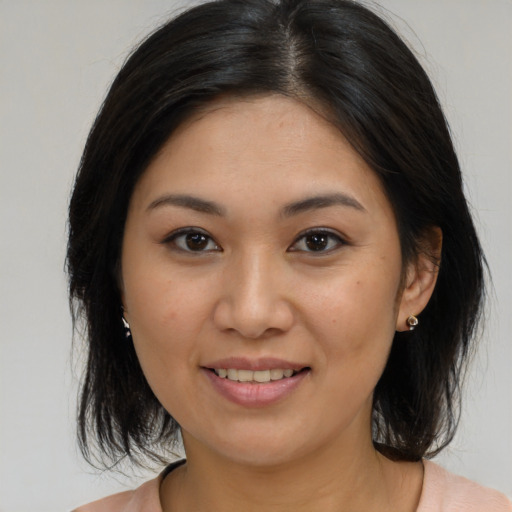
[{"left": 213, "top": 251, "right": 294, "bottom": 339}]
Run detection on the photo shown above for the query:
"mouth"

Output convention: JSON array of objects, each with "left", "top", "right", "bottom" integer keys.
[
  {"left": 203, "top": 363, "right": 310, "bottom": 407},
  {"left": 209, "top": 367, "right": 309, "bottom": 383}
]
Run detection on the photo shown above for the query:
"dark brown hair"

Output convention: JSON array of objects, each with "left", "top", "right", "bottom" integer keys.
[{"left": 67, "top": 0, "right": 485, "bottom": 468}]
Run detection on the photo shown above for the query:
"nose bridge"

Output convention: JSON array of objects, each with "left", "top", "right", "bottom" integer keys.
[
  {"left": 238, "top": 249, "right": 274, "bottom": 312},
  {"left": 215, "top": 246, "right": 293, "bottom": 338}
]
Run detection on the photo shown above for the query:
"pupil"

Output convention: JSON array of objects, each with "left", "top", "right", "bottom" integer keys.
[
  {"left": 186, "top": 233, "right": 208, "bottom": 250},
  {"left": 306, "top": 234, "right": 328, "bottom": 251}
]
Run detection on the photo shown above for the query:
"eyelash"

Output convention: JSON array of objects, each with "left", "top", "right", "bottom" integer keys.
[
  {"left": 289, "top": 228, "right": 346, "bottom": 254},
  {"left": 162, "top": 228, "right": 221, "bottom": 253},
  {"left": 161, "top": 227, "right": 346, "bottom": 254}
]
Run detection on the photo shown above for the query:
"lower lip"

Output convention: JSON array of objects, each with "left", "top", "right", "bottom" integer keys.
[{"left": 202, "top": 368, "right": 309, "bottom": 407}]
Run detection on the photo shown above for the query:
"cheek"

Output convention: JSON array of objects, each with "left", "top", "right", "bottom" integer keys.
[
  {"left": 126, "top": 282, "right": 208, "bottom": 419},
  {"left": 303, "top": 269, "right": 400, "bottom": 378},
  {"left": 129, "top": 280, "right": 209, "bottom": 344},
  {"left": 307, "top": 272, "right": 400, "bottom": 334},
  {"left": 122, "top": 260, "right": 216, "bottom": 393},
  {"left": 123, "top": 238, "right": 215, "bottom": 332}
]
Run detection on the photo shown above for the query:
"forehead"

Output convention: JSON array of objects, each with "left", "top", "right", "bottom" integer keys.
[
  {"left": 131, "top": 94, "right": 393, "bottom": 220},
  {"left": 167, "top": 93, "right": 349, "bottom": 161}
]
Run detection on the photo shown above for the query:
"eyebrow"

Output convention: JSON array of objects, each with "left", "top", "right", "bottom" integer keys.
[
  {"left": 281, "top": 193, "right": 366, "bottom": 217},
  {"left": 146, "top": 192, "right": 365, "bottom": 217},
  {"left": 146, "top": 194, "right": 226, "bottom": 216}
]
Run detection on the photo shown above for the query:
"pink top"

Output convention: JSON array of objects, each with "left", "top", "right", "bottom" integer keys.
[{"left": 74, "top": 459, "right": 512, "bottom": 511}]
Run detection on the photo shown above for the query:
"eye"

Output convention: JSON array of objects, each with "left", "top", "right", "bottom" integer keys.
[
  {"left": 163, "top": 228, "right": 221, "bottom": 253},
  {"left": 289, "top": 229, "right": 345, "bottom": 253}
]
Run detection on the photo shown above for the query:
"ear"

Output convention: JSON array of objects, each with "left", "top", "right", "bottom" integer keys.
[{"left": 396, "top": 227, "right": 442, "bottom": 332}]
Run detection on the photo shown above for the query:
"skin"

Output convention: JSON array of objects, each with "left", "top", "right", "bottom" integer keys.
[{"left": 121, "top": 94, "right": 440, "bottom": 511}]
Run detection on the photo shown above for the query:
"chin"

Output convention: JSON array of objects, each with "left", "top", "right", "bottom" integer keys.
[
  {"left": 183, "top": 419, "right": 329, "bottom": 469},
  {"left": 213, "top": 440, "right": 306, "bottom": 468}
]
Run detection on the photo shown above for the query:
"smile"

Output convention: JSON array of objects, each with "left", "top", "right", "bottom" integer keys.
[
  {"left": 213, "top": 368, "right": 298, "bottom": 383},
  {"left": 203, "top": 364, "right": 310, "bottom": 407}
]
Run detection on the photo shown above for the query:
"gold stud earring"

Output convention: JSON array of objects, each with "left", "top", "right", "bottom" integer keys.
[{"left": 406, "top": 315, "right": 419, "bottom": 331}]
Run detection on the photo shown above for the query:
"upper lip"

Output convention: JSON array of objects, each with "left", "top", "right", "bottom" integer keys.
[{"left": 203, "top": 357, "right": 308, "bottom": 372}]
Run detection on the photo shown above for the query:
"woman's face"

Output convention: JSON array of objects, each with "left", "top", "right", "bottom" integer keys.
[{"left": 121, "top": 95, "right": 413, "bottom": 466}]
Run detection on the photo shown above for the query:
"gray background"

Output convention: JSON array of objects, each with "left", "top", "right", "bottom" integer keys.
[{"left": 1, "top": 1, "right": 510, "bottom": 510}]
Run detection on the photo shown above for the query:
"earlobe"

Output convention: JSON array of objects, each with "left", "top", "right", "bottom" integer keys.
[{"left": 396, "top": 227, "right": 442, "bottom": 332}]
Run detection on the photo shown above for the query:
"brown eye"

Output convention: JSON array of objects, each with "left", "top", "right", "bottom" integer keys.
[
  {"left": 186, "top": 232, "right": 209, "bottom": 250},
  {"left": 305, "top": 233, "right": 329, "bottom": 251},
  {"left": 165, "top": 228, "right": 220, "bottom": 253},
  {"left": 289, "top": 229, "right": 344, "bottom": 254}
]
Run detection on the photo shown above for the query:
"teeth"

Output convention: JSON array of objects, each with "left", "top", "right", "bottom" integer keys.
[
  {"left": 254, "top": 370, "right": 270, "bottom": 382},
  {"left": 270, "top": 369, "right": 284, "bottom": 380},
  {"left": 214, "top": 368, "right": 298, "bottom": 383},
  {"left": 238, "top": 369, "right": 253, "bottom": 382}
]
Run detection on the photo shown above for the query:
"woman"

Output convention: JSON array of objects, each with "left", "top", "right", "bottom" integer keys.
[{"left": 68, "top": 0, "right": 512, "bottom": 510}]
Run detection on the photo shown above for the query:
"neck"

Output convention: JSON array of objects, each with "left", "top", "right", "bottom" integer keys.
[{"left": 160, "top": 431, "right": 423, "bottom": 512}]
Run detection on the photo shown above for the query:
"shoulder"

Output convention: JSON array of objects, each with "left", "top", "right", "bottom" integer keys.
[
  {"left": 72, "top": 489, "right": 137, "bottom": 512},
  {"left": 72, "top": 473, "right": 164, "bottom": 512},
  {"left": 72, "top": 459, "right": 185, "bottom": 512},
  {"left": 417, "top": 459, "right": 512, "bottom": 512}
]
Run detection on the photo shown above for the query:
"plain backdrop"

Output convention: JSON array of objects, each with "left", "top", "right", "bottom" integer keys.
[{"left": 0, "top": 1, "right": 511, "bottom": 510}]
